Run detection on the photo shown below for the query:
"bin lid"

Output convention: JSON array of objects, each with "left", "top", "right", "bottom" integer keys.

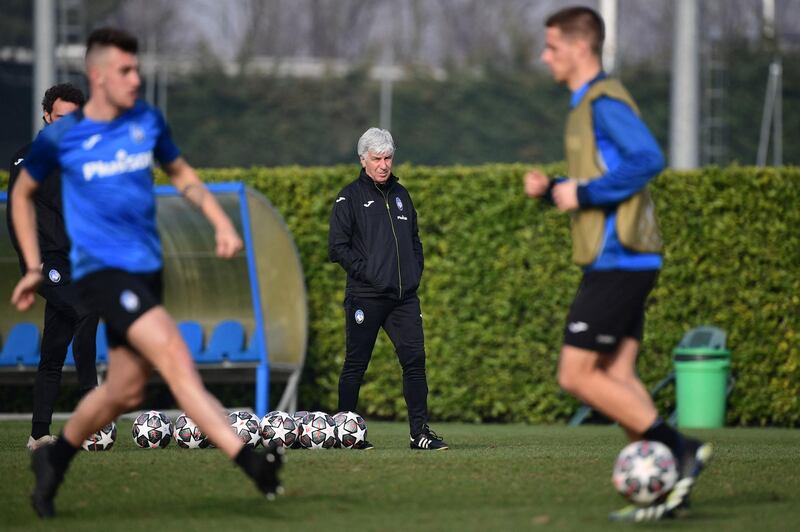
[{"left": 673, "top": 347, "right": 731, "bottom": 361}]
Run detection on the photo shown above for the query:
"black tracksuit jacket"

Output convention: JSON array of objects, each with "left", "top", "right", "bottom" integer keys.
[
  {"left": 7, "top": 143, "right": 72, "bottom": 282},
  {"left": 328, "top": 169, "right": 423, "bottom": 300}
]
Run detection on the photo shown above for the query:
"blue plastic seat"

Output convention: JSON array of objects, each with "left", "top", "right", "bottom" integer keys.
[
  {"left": 95, "top": 322, "right": 109, "bottom": 364},
  {"left": 0, "top": 322, "right": 41, "bottom": 367},
  {"left": 199, "top": 320, "right": 245, "bottom": 363},
  {"left": 65, "top": 342, "right": 76, "bottom": 366},
  {"left": 178, "top": 320, "right": 204, "bottom": 358},
  {"left": 228, "top": 329, "right": 261, "bottom": 363}
]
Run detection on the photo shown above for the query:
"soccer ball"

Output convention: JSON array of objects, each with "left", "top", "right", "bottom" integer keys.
[
  {"left": 290, "top": 410, "right": 310, "bottom": 449},
  {"left": 299, "top": 411, "right": 337, "bottom": 450},
  {"left": 82, "top": 421, "right": 117, "bottom": 451},
  {"left": 259, "top": 410, "right": 298, "bottom": 449},
  {"left": 173, "top": 413, "right": 210, "bottom": 449},
  {"left": 228, "top": 410, "right": 261, "bottom": 447},
  {"left": 612, "top": 440, "right": 678, "bottom": 505},
  {"left": 132, "top": 410, "right": 172, "bottom": 449},
  {"left": 333, "top": 411, "right": 367, "bottom": 449}
]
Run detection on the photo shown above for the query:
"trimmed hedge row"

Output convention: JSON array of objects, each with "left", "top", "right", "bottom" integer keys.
[
  {"left": 195, "top": 164, "right": 799, "bottom": 427},
  {"left": 2, "top": 166, "right": 798, "bottom": 425}
]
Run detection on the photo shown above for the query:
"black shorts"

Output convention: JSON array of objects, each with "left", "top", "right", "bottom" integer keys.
[
  {"left": 563, "top": 269, "right": 658, "bottom": 353},
  {"left": 75, "top": 269, "right": 163, "bottom": 348}
]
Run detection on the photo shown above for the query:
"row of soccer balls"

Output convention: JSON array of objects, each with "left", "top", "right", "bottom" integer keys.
[{"left": 83, "top": 410, "right": 367, "bottom": 452}]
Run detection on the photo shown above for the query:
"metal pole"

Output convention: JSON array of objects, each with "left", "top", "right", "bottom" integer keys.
[
  {"left": 773, "top": 58, "right": 782, "bottom": 166},
  {"left": 599, "top": 0, "right": 618, "bottom": 74},
  {"left": 756, "top": 63, "right": 777, "bottom": 167},
  {"left": 669, "top": 0, "right": 700, "bottom": 169},
  {"left": 33, "top": 0, "right": 56, "bottom": 137},
  {"left": 379, "top": 46, "right": 394, "bottom": 131}
]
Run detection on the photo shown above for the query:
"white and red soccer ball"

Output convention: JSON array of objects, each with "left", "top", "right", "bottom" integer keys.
[
  {"left": 228, "top": 410, "right": 262, "bottom": 447},
  {"left": 82, "top": 421, "right": 117, "bottom": 451},
  {"left": 612, "top": 440, "right": 679, "bottom": 505},
  {"left": 132, "top": 411, "right": 172, "bottom": 449},
  {"left": 299, "top": 411, "right": 338, "bottom": 449},
  {"left": 173, "top": 413, "right": 210, "bottom": 449},
  {"left": 333, "top": 411, "right": 368, "bottom": 449},
  {"left": 259, "top": 410, "right": 298, "bottom": 449}
]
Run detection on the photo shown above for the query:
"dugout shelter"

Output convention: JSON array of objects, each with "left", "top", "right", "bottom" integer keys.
[{"left": 0, "top": 182, "right": 307, "bottom": 417}]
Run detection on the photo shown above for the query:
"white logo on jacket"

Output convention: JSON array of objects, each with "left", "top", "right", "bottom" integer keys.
[
  {"left": 82, "top": 150, "right": 153, "bottom": 181},
  {"left": 568, "top": 321, "right": 589, "bottom": 333},
  {"left": 120, "top": 290, "right": 141, "bottom": 313},
  {"left": 363, "top": 200, "right": 374, "bottom": 207},
  {"left": 397, "top": 215, "right": 408, "bottom": 221},
  {"left": 336, "top": 197, "right": 346, "bottom": 203},
  {"left": 395, "top": 197, "right": 403, "bottom": 210},
  {"left": 82, "top": 134, "right": 102, "bottom": 150}
]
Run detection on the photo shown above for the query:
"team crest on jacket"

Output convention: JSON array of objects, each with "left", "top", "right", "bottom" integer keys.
[
  {"left": 354, "top": 309, "right": 365, "bottom": 325},
  {"left": 48, "top": 269, "right": 61, "bottom": 283},
  {"left": 395, "top": 197, "right": 403, "bottom": 211},
  {"left": 130, "top": 124, "right": 145, "bottom": 143},
  {"left": 120, "top": 290, "right": 141, "bottom": 313}
]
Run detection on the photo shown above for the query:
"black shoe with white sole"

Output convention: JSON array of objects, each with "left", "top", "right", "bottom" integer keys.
[{"left": 410, "top": 426, "right": 449, "bottom": 450}]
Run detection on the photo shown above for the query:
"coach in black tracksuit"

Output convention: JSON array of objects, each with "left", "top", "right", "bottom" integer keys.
[
  {"left": 6, "top": 84, "right": 98, "bottom": 450},
  {"left": 328, "top": 128, "right": 448, "bottom": 450}
]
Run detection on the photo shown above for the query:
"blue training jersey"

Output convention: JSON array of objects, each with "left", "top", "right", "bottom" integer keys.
[
  {"left": 571, "top": 73, "right": 664, "bottom": 272},
  {"left": 23, "top": 100, "right": 180, "bottom": 279}
]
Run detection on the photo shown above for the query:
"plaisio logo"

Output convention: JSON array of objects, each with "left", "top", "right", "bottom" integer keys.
[{"left": 82, "top": 149, "right": 153, "bottom": 181}]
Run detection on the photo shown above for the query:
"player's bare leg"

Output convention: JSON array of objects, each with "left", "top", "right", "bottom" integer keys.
[
  {"left": 62, "top": 345, "right": 150, "bottom": 445},
  {"left": 127, "top": 307, "right": 282, "bottom": 496},
  {"left": 597, "top": 338, "right": 656, "bottom": 441},
  {"left": 558, "top": 344, "right": 657, "bottom": 434},
  {"left": 31, "top": 344, "right": 150, "bottom": 518}
]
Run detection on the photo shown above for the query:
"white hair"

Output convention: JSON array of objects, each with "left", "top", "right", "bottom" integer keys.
[{"left": 357, "top": 127, "right": 395, "bottom": 159}]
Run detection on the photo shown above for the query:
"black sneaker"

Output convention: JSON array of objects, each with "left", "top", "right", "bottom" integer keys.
[
  {"left": 410, "top": 426, "right": 449, "bottom": 450},
  {"left": 669, "top": 439, "right": 714, "bottom": 512},
  {"left": 249, "top": 447, "right": 285, "bottom": 500},
  {"left": 30, "top": 445, "right": 64, "bottom": 518},
  {"left": 356, "top": 440, "right": 375, "bottom": 450}
]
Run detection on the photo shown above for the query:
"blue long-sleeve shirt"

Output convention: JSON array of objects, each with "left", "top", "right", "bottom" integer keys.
[{"left": 570, "top": 74, "right": 664, "bottom": 271}]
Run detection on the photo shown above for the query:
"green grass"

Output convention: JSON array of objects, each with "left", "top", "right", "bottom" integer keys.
[{"left": 1, "top": 421, "right": 799, "bottom": 531}]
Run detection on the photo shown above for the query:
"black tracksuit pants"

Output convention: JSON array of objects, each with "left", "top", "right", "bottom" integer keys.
[
  {"left": 33, "top": 282, "right": 99, "bottom": 435},
  {"left": 338, "top": 293, "right": 429, "bottom": 437}
]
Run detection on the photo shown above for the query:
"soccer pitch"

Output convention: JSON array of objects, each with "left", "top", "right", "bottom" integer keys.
[{"left": 1, "top": 421, "right": 798, "bottom": 531}]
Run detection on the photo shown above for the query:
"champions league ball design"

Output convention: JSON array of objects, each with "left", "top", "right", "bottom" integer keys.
[
  {"left": 173, "top": 413, "right": 210, "bottom": 449},
  {"left": 299, "top": 411, "right": 338, "bottom": 450},
  {"left": 333, "top": 411, "right": 368, "bottom": 449},
  {"left": 612, "top": 440, "right": 678, "bottom": 505},
  {"left": 291, "top": 411, "right": 310, "bottom": 449},
  {"left": 259, "top": 410, "right": 298, "bottom": 449},
  {"left": 132, "top": 411, "right": 172, "bottom": 449},
  {"left": 82, "top": 421, "right": 117, "bottom": 451},
  {"left": 228, "top": 410, "right": 262, "bottom": 447}
]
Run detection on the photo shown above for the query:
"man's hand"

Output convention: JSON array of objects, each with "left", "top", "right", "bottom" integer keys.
[
  {"left": 523, "top": 170, "right": 550, "bottom": 198},
  {"left": 552, "top": 179, "right": 579, "bottom": 212},
  {"left": 215, "top": 224, "right": 244, "bottom": 258},
  {"left": 11, "top": 270, "right": 43, "bottom": 311}
]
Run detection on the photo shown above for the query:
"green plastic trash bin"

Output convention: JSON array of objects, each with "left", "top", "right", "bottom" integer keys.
[{"left": 672, "top": 326, "right": 731, "bottom": 428}]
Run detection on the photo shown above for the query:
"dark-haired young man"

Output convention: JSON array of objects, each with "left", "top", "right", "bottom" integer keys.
[
  {"left": 7, "top": 83, "right": 99, "bottom": 452},
  {"left": 11, "top": 28, "right": 282, "bottom": 518},
  {"left": 523, "top": 6, "right": 711, "bottom": 522}
]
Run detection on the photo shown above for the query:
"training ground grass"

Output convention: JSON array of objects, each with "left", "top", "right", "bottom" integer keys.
[{"left": 0, "top": 421, "right": 798, "bottom": 531}]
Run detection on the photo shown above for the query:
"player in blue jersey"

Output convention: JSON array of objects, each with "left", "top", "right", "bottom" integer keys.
[
  {"left": 10, "top": 28, "right": 282, "bottom": 519},
  {"left": 523, "top": 7, "right": 711, "bottom": 522}
]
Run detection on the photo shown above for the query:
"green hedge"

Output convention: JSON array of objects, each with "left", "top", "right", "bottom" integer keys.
[
  {"left": 2, "top": 166, "right": 798, "bottom": 425},
  {"left": 190, "top": 165, "right": 798, "bottom": 427}
]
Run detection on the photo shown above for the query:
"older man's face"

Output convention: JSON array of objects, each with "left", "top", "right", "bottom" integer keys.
[{"left": 361, "top": 150, "right": 393, "bottom": 184}]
